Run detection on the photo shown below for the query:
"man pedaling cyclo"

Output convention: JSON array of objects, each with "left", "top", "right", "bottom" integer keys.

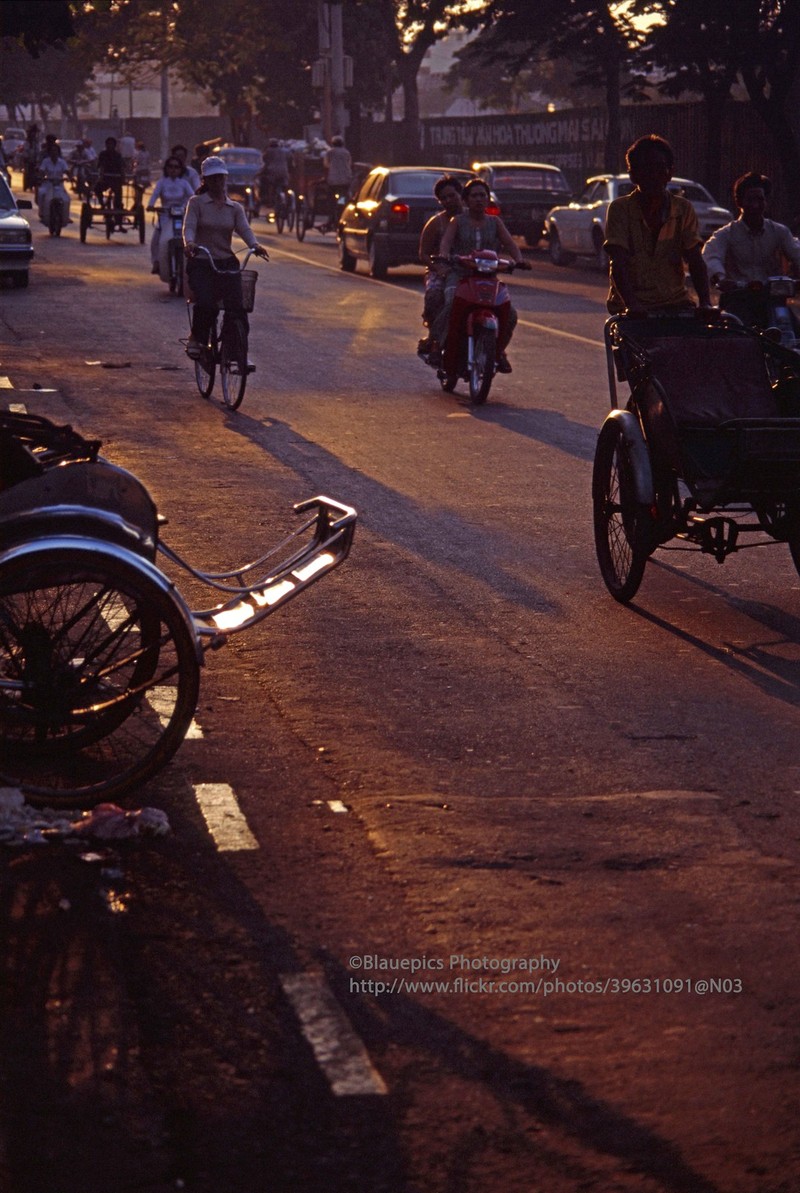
[{"left": 603, "top": 133, "right": 712, "bottom": 319}]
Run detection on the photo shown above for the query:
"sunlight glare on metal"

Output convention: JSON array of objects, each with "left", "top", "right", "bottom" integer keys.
[
  {"left": 293, "top": 552, "right": 334, "bottom": 582},
  {"left": 253, "top": 578, "right": 295, "bottom": 606},
  {"left": 211, "top": 601, "right": 255, "bottom": 631}
]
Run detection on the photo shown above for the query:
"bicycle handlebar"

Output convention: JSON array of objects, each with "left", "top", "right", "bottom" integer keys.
[{"left": 188, "top": 244, "right": 259, "bottom": 272}]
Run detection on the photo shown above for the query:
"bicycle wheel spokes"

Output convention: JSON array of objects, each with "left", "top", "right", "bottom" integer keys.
[
  {"left": 0, "top": 550, "right": 199, "bottom": 806},
  {"left": 220, "top": 320, "right": 248, "bottom": 410}
]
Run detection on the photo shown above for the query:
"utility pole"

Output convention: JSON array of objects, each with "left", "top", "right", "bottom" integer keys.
[
  {"left": 316, "top": 1, "right": 351, "bottom": 141},
  {"left": 160, "top": 65, "right": 170, "bottom": 164}
]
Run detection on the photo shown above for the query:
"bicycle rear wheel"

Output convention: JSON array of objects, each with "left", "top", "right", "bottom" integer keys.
[
  {"left": 0, "top": 545, "right": 200, "bottom": 806},
  {"left": 220, "top": 318, "right": 248, "bottom": 409}
]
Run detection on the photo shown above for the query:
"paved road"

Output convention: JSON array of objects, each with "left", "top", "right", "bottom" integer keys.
[{"left": 0, "top": 209, "right": 798, "bottom": 1192}]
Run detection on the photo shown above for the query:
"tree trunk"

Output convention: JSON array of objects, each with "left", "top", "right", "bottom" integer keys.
[
  {"left": 602, "top": 16, "right": 621, "bottom": 172},
  {"left": 703, "top": 90, "right": 726, "bottom": 200}
]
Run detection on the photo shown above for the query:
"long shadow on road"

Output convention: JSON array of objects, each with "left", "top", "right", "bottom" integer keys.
[{"left": 224, "top": 410, "right": 560, "bottom": 615}]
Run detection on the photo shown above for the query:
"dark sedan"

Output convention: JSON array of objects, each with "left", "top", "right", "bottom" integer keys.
[
  {"left": 472, "top": 160, "right": 571, "bottom": 246},
  {"left": 337, "top": 165, "right": 474, "bottom": 278}
]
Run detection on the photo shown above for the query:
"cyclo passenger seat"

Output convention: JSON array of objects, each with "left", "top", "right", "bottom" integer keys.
[
  {"left": 623, "top": 321, "right": 800, "bottom": 506},
  {"left": 0, "top": 412, "right": 158, "bottom": 560}
]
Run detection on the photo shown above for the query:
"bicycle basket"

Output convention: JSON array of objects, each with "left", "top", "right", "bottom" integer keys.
[{"left": 240, "top": 269, "right": 257, "bottom": 313}]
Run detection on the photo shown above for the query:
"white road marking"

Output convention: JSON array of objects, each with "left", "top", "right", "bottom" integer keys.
[
  {"left": 146, "top": 687, "right": 203, "bottom": 738},
  {"left": 0, "top": 376, "right": 12, "bottom": 387},
  {"left": 280, "top": 971, "right": 388, "bottom": 1096},
  {"left": 268, "top": 245, "right": 606, "bottom": 350},
  {"left": 193, "top": 782, "right": 259, "bottom": 851}
]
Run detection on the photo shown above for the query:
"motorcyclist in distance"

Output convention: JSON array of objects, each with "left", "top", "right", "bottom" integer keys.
[
  {"left": 37, "top": 140, "right": 72, "bottom": 228},
  {"left": 417, "top": 175, "right": 464, "bottom": 360},
  {"left": 703, "top": 171, "right": 800, "bottom": 326}
]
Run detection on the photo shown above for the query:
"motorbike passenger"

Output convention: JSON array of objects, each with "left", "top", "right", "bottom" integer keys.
[
  {"left": 171, "top": 144, "right": 201, "bottom": 193},
  {"left": 182, "top": 155, "right": 269, "bottom": 359},
  {"left": 417, "top": 175, "right": 464, "bottom": 360},
  {"left": 147, "top": 157, "right": 196, "bottom": 273},
  {"left": 435, "top": 177, "right": 527, "bottom": 373},
  {"left": 604, "top": 134, "right": 712, "bottom": 317},
  {"left": 702, "top": 171, "right": 800, "bottom": 326},
  {"left": 37, "top": 142, "right": 72, "bottom": 229},
  {"left": 259, "top": 139, "right": 290, "bottom": 214}
]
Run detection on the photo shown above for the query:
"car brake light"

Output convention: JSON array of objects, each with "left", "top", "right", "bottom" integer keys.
[{"left": 389, "top": 201, "right": 410, "bottom": 223}]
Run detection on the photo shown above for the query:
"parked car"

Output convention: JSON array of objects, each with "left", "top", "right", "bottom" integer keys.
[
  {"left": 0, "top": 173, "right": 33, "bottom": 288},
  {"left": 471, "top": 160, "right": 572, "bottom": 246},
  {"left": 337, "top": 165, "right": 475, "bottom": 278},
  {"left": 545, "top": 173, "right": 734, "bottom": 268}
]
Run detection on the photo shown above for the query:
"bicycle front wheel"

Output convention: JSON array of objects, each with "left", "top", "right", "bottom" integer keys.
[
  {"left": 220, "top": 319, "right": 248, "bottom": 410},
  {"left": 0, "top": 545, "right": 200, "bottom": 806}
]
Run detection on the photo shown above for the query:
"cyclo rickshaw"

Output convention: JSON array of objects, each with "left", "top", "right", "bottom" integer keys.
[
  {"left": 79, "top": 168, "right": 146, "bottom": 243},
  {"left": 293, "top": 150, "right": 340, "bottom": 241},
  {"left": 0, "top": 411, "right": 356, "bottom": 807},
  {"left": 593, "top": 310, "right": 800, "bottom": 602}
]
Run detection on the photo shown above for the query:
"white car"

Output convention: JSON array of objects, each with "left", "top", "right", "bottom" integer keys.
[
  {"left": 0, "top": 173, "right": 33, "bottom": 288},
  {"left": 545, "top": 173, "right": 733, "bottom": 268}
]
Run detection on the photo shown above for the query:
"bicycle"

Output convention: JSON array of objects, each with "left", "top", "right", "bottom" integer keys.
[
  {"left": 186, "top": 246, "right": 260, "bottom": 410},
  {"left": 273, "top": 186, "right": 296, "bottom": 234}
]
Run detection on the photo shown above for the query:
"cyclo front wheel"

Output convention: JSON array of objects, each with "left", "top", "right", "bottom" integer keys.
[
  {"left": 296, "top": 197, "right": 306, "bottom": 241},
  {"left": 220, "top": 317, "right": 248, "bottom": 410},
  {"left": 592, "top": 419, "right": 654, "bottom": 603},
  {"left": 0, "top": 544, "right": 200, "bottom": 806}
]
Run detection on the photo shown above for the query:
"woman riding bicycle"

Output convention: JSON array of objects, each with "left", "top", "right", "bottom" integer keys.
[{"left": 182, "top": 155, "right": 269, "bottom": 359}]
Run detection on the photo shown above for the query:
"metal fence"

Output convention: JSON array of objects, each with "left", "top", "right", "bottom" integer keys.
[{"left": 362, "top": 101, "right": 791, "bottom": 219}]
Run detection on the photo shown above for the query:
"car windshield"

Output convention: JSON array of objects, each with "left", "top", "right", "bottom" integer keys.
[
  {"left": 220, "top": 150, "right": 261, "bottom": 165},
  {"left": 670, "top": 182, "right": 714, "bottom": 203},
  {"left": 0, "top": 175, "right": 17, "bottom": 211},
  {"left": 493, "top": 167, "right": 569, "bottom": 192},
  {"left": 388, "top": 172, "right": 464, "bottom": 196}
]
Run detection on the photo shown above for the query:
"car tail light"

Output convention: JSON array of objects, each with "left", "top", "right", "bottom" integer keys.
[
  {"left": 486, "top": 202, "right": 501, "bottom": 216},
  {"left": 389, "top": 201, "right": 409, "bottom": 224}
]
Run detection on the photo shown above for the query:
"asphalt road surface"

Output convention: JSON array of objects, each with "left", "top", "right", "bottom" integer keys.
[{"left": 0, "top": 199, "right": 798, "bottom": 1193}]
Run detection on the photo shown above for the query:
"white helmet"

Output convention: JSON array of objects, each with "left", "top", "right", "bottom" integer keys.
[{"left": 201, "top": 155, "right": 228, "bottom": 177}]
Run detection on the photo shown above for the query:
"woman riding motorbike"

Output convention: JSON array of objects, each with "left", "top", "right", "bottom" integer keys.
[
  {"left": 147, "top": 156, "right": 196, "bottom": 273},
  {"left": 434, "top": 177, "right": 528, "bottom": 372},
  {"left": 182, "top": 155, "right": 269, "bottom": 359},
  {"left": 37, "top": 142, "right": 72, "bottom": 231}
]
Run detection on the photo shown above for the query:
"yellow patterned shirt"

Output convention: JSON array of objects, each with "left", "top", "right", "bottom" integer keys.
[{"left": 604, "top": 190, "right": 701, "bottom": 313}]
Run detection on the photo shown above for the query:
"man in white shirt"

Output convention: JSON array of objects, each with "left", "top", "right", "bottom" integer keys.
[{"left": 703, "top": 171, "right": 800, "bottom": 324}]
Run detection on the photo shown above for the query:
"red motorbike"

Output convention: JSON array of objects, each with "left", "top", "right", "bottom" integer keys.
[{"left": 422, "top": 250, "right": 529, "bottom": 404}]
